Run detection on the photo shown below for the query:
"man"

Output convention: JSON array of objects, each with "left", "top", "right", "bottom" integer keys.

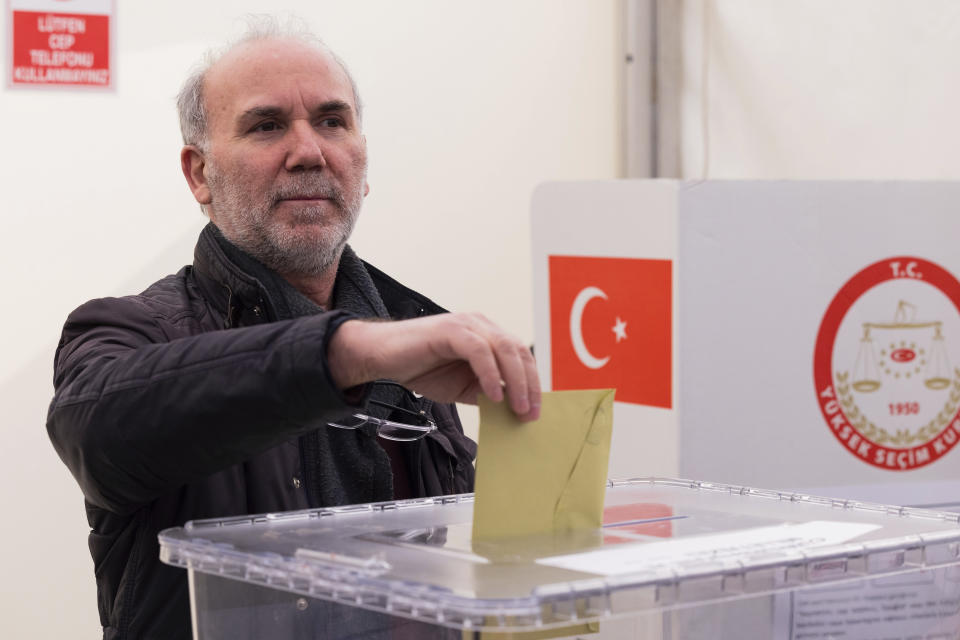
[{"left": 47, "top": 20, "right": 540, "bottom": 640}]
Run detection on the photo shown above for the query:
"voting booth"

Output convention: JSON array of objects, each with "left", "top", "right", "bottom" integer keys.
[
  {"left": 531, "top": 181, "right": 960, "bottom": 505},
  {"left": 159, "top": 478, "right": 960, "bottom": 639}
]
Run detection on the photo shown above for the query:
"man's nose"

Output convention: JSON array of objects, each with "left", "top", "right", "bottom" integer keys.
[{"left": 284, "top": 121, "right": 326, "bottom": 172}]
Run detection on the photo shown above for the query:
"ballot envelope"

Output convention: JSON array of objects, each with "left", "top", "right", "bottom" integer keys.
[{"left": 158, "top": 477, "right": 960, "bottom": 639}]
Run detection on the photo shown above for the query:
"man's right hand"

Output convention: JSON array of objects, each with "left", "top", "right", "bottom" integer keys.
[{"left": 327, "top": 314, "right": 541, "bottom": 422}]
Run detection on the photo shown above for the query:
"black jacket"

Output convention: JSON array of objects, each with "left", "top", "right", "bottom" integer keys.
[{"left": 47, "top": 225, "right": 477, "bottom": 639}]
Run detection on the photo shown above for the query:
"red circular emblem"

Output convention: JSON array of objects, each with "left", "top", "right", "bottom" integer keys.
[
  {"left": 890, "top": 348, "right": 916, "bottom": 363},
  {"left": 814, "top": 257, "right": 960, "bottom": 470}
]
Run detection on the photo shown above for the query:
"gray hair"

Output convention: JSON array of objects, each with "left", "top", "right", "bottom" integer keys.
[{"left": 176, "top": 15, "right": 363, "bottom": 151}]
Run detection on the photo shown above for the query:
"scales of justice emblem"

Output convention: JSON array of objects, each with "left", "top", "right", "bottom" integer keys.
[{"left": 815, "top": 258, "right": 960, "bottom": 470}]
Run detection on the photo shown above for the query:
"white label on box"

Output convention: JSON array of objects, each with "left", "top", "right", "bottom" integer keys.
[
  {"left": 536, "top": 521, "right": 880, "bottom": 576},
  {"left": 783, "top": 567, "right": 960, "bottom": 640}
]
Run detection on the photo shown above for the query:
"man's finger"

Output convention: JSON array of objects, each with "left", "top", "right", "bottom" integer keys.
[
  {"left": 494, "top": 336, "right": 530, "bottom": 417},
  {"left": 520, "top": 345, "right": 541, "bottom": 421},
  {"left": 448, "top": 326, "right": 504, "bottom": 403}
]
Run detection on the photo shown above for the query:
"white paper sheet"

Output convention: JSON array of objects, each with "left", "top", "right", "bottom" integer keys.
[{"left": 536, "top": 521, "right": 880, "bottom": 576}]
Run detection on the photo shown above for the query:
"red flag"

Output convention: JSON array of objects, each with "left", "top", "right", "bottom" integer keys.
[
  {"left": 549, "top": 256, "right": 672, "bottom": 408},
  {"left": 603, "top": 503, "right": 674, "bottom": 543}
]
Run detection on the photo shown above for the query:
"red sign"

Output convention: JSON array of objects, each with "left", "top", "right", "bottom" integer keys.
[
  {"left": 814, "top": 257, "right": 960, "bottom": 471},
  {"left": 9, "top": 2, "right": 112, "bottom": 88},
  {"left": 549, "top": 255, "right": 672, "bottom": 408}
]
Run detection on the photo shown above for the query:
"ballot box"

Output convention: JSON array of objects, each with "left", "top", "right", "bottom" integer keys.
[
  {"left": 158, "top": 478, "right": 960, "bottom": 639},
  {"left": 531, "top": 181, "right": 960, "bottom": 502}
]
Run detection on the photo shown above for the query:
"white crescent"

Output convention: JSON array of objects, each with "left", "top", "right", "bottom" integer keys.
[{"left": 570, "top": 286, "right": 610, "bottom": 369}]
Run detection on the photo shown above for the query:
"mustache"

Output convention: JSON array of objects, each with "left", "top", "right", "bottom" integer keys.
[{"left": 272, "top": 176, "right": 345, "bottom": 208}]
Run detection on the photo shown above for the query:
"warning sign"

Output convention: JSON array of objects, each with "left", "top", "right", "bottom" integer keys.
[{"left": 8, "top": 0, "right": 114, "bottom": 89}]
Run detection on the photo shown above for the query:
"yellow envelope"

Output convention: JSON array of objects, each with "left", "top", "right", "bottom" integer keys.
[{"left": 472, "top": 389, "right": 616, "bottom": 542}]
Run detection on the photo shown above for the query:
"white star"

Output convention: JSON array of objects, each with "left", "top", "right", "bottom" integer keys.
[{"left": 612, "top": 317, "right": 628, "bottom": 343}]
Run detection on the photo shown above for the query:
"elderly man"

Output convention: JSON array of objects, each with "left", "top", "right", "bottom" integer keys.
[{"left": 47, "top": 22, "right": 540, "bottom": 640}]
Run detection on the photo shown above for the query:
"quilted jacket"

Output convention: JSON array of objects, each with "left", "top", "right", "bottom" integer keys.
[{"left": 47, "top": 225, "right": 476, "bottom": 639}]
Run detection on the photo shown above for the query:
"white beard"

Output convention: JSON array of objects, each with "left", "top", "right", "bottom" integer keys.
[{"left": 207, "top": 168, "right": 364, "bottom": 277}]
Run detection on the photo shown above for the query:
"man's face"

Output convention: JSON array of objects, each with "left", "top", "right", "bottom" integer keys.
[{"left": 193, "top": 39, "right": 368, "bottom": 277}]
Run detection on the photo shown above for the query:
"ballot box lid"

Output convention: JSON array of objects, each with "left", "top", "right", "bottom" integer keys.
[{"left": 158, "top": 477, "right": 960, "bottom": 632}]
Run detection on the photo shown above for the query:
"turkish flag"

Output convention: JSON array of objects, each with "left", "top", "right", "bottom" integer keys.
[{"left": 549, "top": 256, "right": 672, "bottom": 408}]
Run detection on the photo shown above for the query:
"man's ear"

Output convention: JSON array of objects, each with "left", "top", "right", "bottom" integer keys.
[{"left": 181, "top": 146, "right": 212, "bottom": 206}]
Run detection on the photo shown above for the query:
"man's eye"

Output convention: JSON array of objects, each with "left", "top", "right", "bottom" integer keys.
[
  {"left": 253, "top": 121, "right": 280, "bottom": 133},
  {"left": 319, "top": 117, "right": 343, "bottom": 128}
]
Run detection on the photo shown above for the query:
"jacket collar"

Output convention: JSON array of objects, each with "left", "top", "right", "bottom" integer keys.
[{"left": 190, "top": 223, "right": 448, "bottom": 327}]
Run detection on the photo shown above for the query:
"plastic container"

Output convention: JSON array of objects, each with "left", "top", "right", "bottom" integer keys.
[{"left": 159, "top": 477, "right": 960, "bottom": 639}]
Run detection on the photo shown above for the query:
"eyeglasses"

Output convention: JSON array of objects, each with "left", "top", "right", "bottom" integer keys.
[{"left": 327, "top": 381, "right": 437, "bottom": 442}]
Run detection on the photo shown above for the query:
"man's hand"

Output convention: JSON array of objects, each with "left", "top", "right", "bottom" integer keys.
[{"left": 327, "top": 314, "right": 541, "bottom": 421}]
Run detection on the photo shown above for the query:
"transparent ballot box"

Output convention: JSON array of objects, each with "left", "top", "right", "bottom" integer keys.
[{"left": 158, "top": 478, "right": 960, "bottom": 639}]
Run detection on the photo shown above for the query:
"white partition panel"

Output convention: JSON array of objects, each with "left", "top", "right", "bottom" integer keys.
[
  {"left": 533, "top": 180, "right": 960, "bottom": 497},
  {"left": 532, "top": 180, "right": 679, "bottom": 479}
]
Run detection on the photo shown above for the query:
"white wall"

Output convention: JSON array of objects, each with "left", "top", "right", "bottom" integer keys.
[
  {"left": 677, "top": 0, "right": 960, "bottom": 180},
  {"left": 0, "top": 1, "right": 623, "bottom": 636}
]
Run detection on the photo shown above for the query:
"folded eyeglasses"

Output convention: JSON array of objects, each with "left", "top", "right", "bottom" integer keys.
[{"left": 327, "top": 380, "right": 437, "bottom": 442}]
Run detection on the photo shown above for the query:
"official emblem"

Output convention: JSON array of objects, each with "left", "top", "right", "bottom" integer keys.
[{"left": 814, "top": 257, "right": 960, "bottom": 470}]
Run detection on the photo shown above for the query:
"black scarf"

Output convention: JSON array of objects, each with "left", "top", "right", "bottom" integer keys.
[{"left": 212, "top": 227, "right": 399, "bottom": 506}]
